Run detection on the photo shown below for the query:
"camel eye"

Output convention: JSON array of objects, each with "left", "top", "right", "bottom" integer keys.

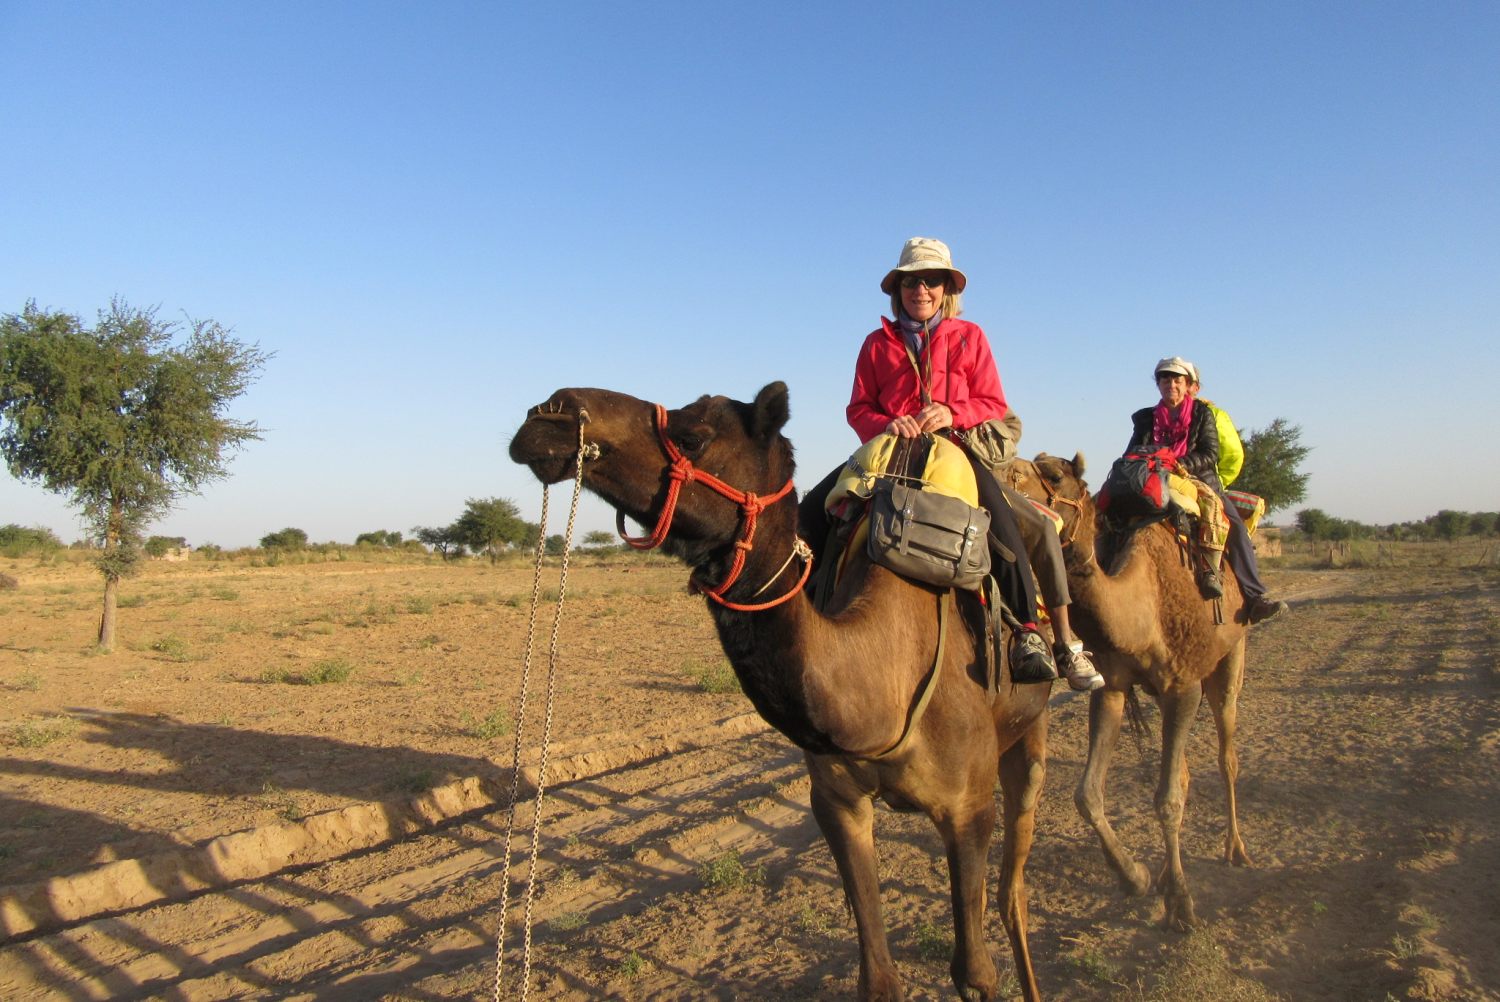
[{"left": 671, "top": 425, "right": 714, "bottom": 457}]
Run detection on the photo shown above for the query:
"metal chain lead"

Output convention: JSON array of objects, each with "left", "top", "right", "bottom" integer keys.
[{"left": 493, "top": 424, "right": 590, "bottom": 1002}]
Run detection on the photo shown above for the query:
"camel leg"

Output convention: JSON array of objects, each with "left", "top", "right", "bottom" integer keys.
[
  {"left": 996, "top": 719, "right": 1048, "bottom": 1002},
  {"left": 1154, "top": 684, "right": 1204, "bottom": 932},
  {"left": 934, "top": 793, "right": 1000, "bottom": 1001},
  {"left": 808, "top": 770, "right": 904, "bottom": 1002},
  {"left": 1075, "top": 687, "right": 1151, "bottom": 896},
  {"left": 1203, "top": 643, "right": 1253, "bottom": 866}
]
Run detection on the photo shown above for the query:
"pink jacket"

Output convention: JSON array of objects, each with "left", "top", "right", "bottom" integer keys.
[{"left": 846, "top": 316, "right": 1010, "bottom": 443}]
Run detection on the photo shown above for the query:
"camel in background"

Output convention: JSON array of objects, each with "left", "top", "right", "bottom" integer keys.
[
  {"left": 1010, "top": 453, "right": 1253, "bottom": 932},
  {"left": 512, "top": 383, "right": 1053, "bottom": 1002}
]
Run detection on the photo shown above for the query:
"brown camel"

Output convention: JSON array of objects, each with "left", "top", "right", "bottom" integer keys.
[
  {"left": 511, "top": 383, "right": 1053, "bottom": 1002},
  {"left": 1008, "top": 453, "right": 1252, "bottom": 932}
]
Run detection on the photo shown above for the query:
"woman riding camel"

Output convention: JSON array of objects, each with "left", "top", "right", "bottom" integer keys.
[
  {"left": 808, "top": 236, "right": 1103, "bottom": 690},
  {"left": 1126, "top": 356, "right": 1287, "bottom": 624}
]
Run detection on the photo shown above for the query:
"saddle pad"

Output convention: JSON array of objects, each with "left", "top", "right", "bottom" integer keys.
[{"left": 829, "top": 431, "right": 979, "bottom": 510}]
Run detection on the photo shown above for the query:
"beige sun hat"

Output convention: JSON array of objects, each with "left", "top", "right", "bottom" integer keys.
[
  {"left": 880, "top": 237, "right": 968, "bottom": 294},
  {"left": 1153, "top": 356, "right": 1195, "bottom": 381}
]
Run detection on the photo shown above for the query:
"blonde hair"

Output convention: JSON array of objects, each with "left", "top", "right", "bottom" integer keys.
[{"left": 889, "top": 282, "right": 963, "bottom": 321}]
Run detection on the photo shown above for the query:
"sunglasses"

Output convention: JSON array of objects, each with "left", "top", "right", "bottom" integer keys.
[{"left": 900, "top": 274, "right": 946, "bottom": 290}]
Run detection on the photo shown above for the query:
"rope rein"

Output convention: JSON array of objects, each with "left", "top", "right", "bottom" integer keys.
[{"left": 492, "top": 417, "right": 592, "bottom": 1002}]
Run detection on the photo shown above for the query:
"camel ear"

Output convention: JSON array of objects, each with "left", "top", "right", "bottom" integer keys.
[
  {"left": 751, "top": 382, "right": 790, "bottom": 443},
  {"left": 1073, "top": 452, "right": 1086, "bottom": 478}
]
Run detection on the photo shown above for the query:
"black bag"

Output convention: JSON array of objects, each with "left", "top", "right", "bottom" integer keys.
[
  {"left": 1097, "top": 447, "right": 1176, "bottom": 523},
  {"left": 867, "top": 479, "right": 991, "bottom": 590}
]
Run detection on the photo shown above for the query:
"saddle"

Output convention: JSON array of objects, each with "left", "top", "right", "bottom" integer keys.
[{"left": 814, "top": 433, "right": 1015, "bottom": 697}]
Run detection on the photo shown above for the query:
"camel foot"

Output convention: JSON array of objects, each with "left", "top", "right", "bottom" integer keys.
[
  {"left": 859, "top": 971, "right": 906, "bottom": 1002},
  {"left": 951, "top": 950, "right": 999, "bottom": 1002},
  {"left": 1115, "top": 859, "right": 1152, "bottom": 897},
  {"left": 1225, "top": 839, "right": 1253, "bottom": 867},
  {"left": 1162, "top": 890, "right": 1200, "bottom": 933}
]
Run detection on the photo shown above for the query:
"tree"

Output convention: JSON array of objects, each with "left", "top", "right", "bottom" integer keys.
[
  {"left": 1, "top": 300, "right": 266, "bottom": 649},
  {"left": 452, "top": 497, "right": 528, "bottom": 563},
  {"left": 1233, "top": 418, "right": 1310, "bottom": 515},
  {"left": 260, "top": 527, "right": 308, "bottom": 550},
  {"left": 412, "top": 524, "right": 464, "bottom": 560},
  {"left": 0, "top": 523, "right": 63, "bottom": 557},
  {"left": 581, "top": 529, "right": 617, "bottom": 550},
  {"left": 144, "top": 535, "right": 188, "bottom": 557},
  {"left": 1295, "top": 508, "right": 1333, "bottom": 539},
  {"left": 355, "top": 529, "right": 402, "bottom": 547},
  {"left": 1430, "top": 510, "right": 1469, "bottom": 542}
]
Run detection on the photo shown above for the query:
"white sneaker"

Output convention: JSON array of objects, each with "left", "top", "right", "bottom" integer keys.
[{"left": 1058, "top": 641, "right": 1105, "bottom": 692}]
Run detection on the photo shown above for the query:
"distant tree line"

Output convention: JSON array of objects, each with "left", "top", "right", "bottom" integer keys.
[{"left": 1292, "top": 508, "right": 1500, "bottom": 542}]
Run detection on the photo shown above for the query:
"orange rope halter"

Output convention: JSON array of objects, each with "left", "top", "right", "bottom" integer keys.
[{"left": 617, "top": 403, "right": 809, "bottom": 611}]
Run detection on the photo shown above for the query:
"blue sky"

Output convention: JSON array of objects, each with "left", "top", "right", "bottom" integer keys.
[{"left": 3, "top": 2, "right": 1497, "bottom": 548}]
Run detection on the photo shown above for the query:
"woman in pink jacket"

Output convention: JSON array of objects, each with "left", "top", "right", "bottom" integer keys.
[{"left": 804, "top": 237, "right": 1101, "bottom": 688}]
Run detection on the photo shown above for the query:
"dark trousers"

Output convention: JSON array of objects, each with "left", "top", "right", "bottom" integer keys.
[
  {"left": 798, "top": 458, "right": 1042, "bottom": 628},
  {"left": 1218, "top": 490, "right": 1267, "bottom": 601}
]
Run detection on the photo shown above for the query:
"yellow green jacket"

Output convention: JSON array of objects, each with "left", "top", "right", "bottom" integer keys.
[{"left": 1201, "top": 399, "right": 1243, "bottom": 487}]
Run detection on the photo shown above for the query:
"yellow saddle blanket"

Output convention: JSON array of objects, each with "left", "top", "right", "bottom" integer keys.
[{"left": 827, "top": 432, "right": 980, "bottom": 510}]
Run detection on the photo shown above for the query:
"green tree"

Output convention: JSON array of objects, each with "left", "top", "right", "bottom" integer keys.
[
  {"left": 1233, "top": 418, "right": 1311, "bottom": 516},
  {"left": 412, "top": 524, "right": 464, "bottom": 560},
  {"left": 1430, "top": 510, "right": 1469, "bottom": 542},
  {"left": 452, "top": 497, "right": 527, "bottom": 563},
  {"left": 581, "top": 529, "right": 617, "bottom": 550},
  {"left": 1, "top": 300, "right": 266, "bottom": 649},
  {"left": 1295, "top": 508, "right": 1333, "bottom": 539},
  {"left": 355, "top": 529, "right": 402, "bottom": 547},
  {"left": 144, "top": 535, "right": 188, "bottom": 557},
  {"left": 260, "top": 527, "right": 308, "bottom": 550},
  {"left": 0, "top": 523, "right": 64, "bottom": 558}
]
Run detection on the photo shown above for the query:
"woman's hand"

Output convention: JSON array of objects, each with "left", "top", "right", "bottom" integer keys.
[
  {"left": 886, "top": 403, "right": 953, "bottom": 438},
  {"left": 915, "top": 402, "right": 953, "bottom": 433}
]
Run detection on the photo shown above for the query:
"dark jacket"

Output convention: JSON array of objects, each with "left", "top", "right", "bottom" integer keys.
[{"left": 1127, "top": 399, "right": 1222, "bottom": 492}]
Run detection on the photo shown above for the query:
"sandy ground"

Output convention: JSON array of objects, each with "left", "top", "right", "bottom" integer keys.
[{"left": 1, "top": 551, "right": 1497, "bottom": 1000}]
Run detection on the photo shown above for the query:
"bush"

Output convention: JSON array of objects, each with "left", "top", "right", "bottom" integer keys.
[
  {"left": 260, "top": 527, "right": 308, "bottom": 550},
  {"left": 0, "top": 524, "right": 63, "bottom": 558}
]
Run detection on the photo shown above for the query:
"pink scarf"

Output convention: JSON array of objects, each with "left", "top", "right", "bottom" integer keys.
[{"left": 1152, "top": 395, "right": 1196, "bottom": 460}]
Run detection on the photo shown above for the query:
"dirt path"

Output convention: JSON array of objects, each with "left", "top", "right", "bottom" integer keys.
[{"left": 2, "top": 561, "right": 1497, "bottom": 1000}]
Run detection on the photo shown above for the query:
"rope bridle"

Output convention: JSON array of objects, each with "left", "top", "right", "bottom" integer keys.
[
  {"left": 617, "top": 402, "right": 810, "bottom": 612},
  {"left": 1008, "top": 461, "right": 1087, "bottom": 551}
]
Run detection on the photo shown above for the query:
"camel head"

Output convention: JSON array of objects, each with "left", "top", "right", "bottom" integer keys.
[
  {"left": 1030, "top": 452, "right": 1099, "bottom": 554},
  {"left": 509, "top": 383, "right": 798, "bottom": 571}
]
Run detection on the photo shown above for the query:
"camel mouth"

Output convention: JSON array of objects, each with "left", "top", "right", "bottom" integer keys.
[{"left": 509, "top": 408, "right": 588, "bottom": 485}]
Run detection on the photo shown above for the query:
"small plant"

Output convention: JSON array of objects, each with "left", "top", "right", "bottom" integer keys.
[
  {"left": 1070, "top": 946, "right": 1122, "bottom": 985},
  {"left": 302, "top": 659, "right": 353, "bottom": 685},
  {"left": 260, "top": 666, "right": 291, "bottom": 684},
  {"left": 1382, "top": 934, "right": 1421, "bottom": 961},
  {"left": 405, "top": 596, "right": 434, "bottom": 614},
  {"left": 464, "top": 708, "right": 512, "bottom": 739},
  {"left": 795, "top": 903, "right": 832, "bottom": 935},
  {"left": 699, "top": 849, "right": 764, "bottom": 892},
  {"left": 686, "top": 658, "right": 741, "bottom": 694},
  {"left": 912, "top": 920, "right": 950, "bottom": 962},
  {"left": 151, "top": 635, "right": 191, "bottom": 661},
  {"left": 394, "top": 670, "right": 425, "bottom": 687},
  {"left": 259, "top": 781, "right": 303, "bottom": 822},
  {"left": 1312, "top": 899, "right": 1328, "bottom": 915},
  {"left": 14, "top": 673, "right": 42, "bottom": 692},
  {"left": 550, "top": 911, "right": 587, "bottom": 931},
  {"left": 8, "top": 716, "right": 77, "bottom": 748},
  {"left": 117, "top": 594, "right": 147, "bottom": 609},
  {"left": 619, "top": 951, "right": 648, "bottom": 978}
]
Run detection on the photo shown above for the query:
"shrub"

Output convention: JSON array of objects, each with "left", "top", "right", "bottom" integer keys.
[
  {"left": 699, "top": 849, "right": 764, "bottom": 892},
  {"left": 0, "top": 524, "right": 63, "bottom": 558}
]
